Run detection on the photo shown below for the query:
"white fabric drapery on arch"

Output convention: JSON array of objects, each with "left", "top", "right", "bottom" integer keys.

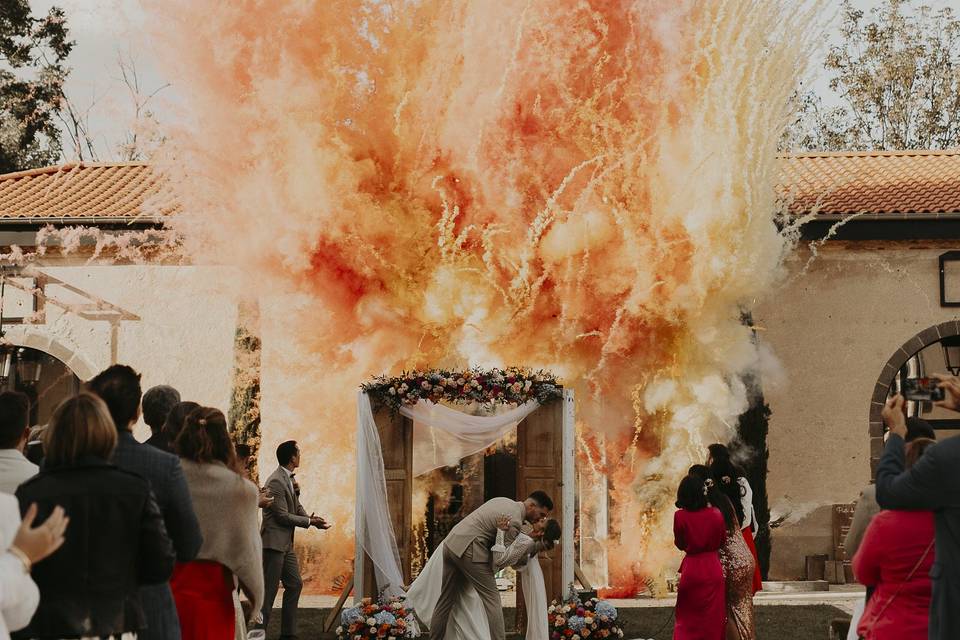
[{"left": 355, "top": 391, "right": 540, "bottom": 597}]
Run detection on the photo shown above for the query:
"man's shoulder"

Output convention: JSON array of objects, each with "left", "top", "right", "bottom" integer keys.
[
  {"left": 929, "top": 436, "right": 960, "bottom": 457},
  {"left": 475, "top": 497, "right": 522, "bottom": 519},
  {"left": 114, "top": 435, "right": 180, "bottom": 475},
  {"left": 485, "top": 496, "right": 521, "bottom": 508},
  {"left": 264, "top": 467, "right": 285, "bottom": 484}
]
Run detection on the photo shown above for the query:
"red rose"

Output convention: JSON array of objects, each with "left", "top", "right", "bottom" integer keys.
[{"left": 564, "top": 630, "right": 574, "bottom": 637}]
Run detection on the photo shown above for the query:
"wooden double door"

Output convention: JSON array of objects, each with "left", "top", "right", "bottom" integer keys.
[{"left": 363, "top": 397, "right": 566, "bottom": 609}]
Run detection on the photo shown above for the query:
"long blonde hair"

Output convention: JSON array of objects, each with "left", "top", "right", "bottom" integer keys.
[{"left": 44, "top": 393, "right": 118, "bottom": 467}]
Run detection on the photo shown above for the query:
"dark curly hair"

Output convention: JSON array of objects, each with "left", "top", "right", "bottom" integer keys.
[
  {"left": 708, "top": 443, "right": 746, "bottom": 525},
  {"left": 676, "top": 473, "right": 709, "bottom": 511}
]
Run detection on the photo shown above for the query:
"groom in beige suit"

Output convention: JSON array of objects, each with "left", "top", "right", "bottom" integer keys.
[{"left": 430, "top": 490, "right": 554, "bottom": 640}]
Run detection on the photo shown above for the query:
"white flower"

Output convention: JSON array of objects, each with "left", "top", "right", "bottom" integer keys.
[
  {"left": 401, "top": 383, "right": 409, "bottom": 391},
  {"left": 421, "top": 381, "right": 431, "bottom": 390},
  {"left": 367, "top": 617, "right": 377, "bottom": 626},
  {"left": 336, "top": 627, "right": 344, "bottom": 634},
  {"left": 457, "top": 378, "right": 465, "bottom": 385},
  {"left": 388, "top": 387, "right": 396, "bottom": 395},
  {"left": 573, "top": 635, "right": 580, "bottom": 640},
  {"left": 524, "top": 380, "right": 532, "bottom": 390}
]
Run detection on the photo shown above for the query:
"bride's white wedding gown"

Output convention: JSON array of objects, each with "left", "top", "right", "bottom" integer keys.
[{"left": 406, "top": 535, "right": 548, "bottom": 640}]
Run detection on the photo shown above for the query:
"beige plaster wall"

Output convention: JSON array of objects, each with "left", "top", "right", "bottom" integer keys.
[
  {"left": 3, "top": 264, "right": 238, "bottom": 440},
  {"left": 755, "top": 240, "right": 960, "bottom": 579}
]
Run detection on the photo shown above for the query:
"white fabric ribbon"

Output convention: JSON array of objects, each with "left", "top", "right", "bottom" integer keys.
[
  {"left": 355, "top": 392, "right": 540, "bottom": 598},
  {"left": 401, "top": 399, "right": 539, "bottom": 476}
]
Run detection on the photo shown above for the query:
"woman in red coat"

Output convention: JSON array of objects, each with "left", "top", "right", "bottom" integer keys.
[
  {"left": 853, "top": 438, "right": 936, "bottom": 640},
  {"left": 674, "top": 473, "right": 727, "bottom": 640}
]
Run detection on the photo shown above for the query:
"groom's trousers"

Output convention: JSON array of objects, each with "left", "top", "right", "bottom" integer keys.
[
  {"left": 261, "top": 548, "right": 303, "bottom": 638},
  {"left": 431, "top": 544, "right": 505, "bottom": 640}
]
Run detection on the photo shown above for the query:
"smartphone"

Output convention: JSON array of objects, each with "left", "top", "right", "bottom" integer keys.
[{"left": 903, "top": 378, "right": 945, "bottom": 402}]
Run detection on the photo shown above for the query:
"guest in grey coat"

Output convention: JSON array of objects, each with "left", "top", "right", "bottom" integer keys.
[
  {"left": 877, "top": 380, "right": 960, "bottom": 640},
  {"left": 88, "top": 365, "right": 203, "bottom": 640}
]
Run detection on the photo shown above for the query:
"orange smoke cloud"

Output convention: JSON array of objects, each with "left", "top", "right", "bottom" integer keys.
[{"left": 146, "top": 0, "right": 821, "bottom": 592}]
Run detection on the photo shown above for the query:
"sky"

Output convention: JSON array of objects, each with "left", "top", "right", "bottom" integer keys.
[{"left": 30, "top": 0, "right": 958, "bottom": 163}]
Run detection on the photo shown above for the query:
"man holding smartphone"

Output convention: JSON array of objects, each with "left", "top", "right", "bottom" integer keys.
[
  {"left": 878, "top": 373, "right": 960, "bottom": 640},
  {"left": 259, "top": 440, "right": 330, "bottom": 639}
]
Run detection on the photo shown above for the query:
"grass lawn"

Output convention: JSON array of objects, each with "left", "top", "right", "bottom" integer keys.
[{"left": 266, "top": 604, "right": 850, "bottom": 640}]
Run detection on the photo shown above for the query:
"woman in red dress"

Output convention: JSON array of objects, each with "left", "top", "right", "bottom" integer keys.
[{"left": 674, "top": 473, "right": 727, "bottom": 640}]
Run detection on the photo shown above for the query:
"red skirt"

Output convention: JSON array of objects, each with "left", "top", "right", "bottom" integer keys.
[
  {"left": 741, "top": 526, "right": 763, "bottom": 593},
  {"left": 170, "top": 560, "right": 236, "bottom": 640}
]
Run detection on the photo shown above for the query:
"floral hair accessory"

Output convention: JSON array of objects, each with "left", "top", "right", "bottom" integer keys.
[
  {"left": 703, "top": 478, "right": 714, "bottom": 495},
  {"left": 198, "top": 418, "right": 207, "bottom": 426},
  {"left": 721, "top": 475, "right": 732, "bottom": 484}
]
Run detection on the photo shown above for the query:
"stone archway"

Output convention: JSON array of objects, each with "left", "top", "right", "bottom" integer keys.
[
  {"left": 6, "top": 330, "right": 98, "bottom": 381},
  {"left": 868, "top": 319, "right": 960, "bottom": 478}
]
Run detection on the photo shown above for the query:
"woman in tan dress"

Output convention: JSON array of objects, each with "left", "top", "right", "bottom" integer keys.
[{"left": 692, "top": 464, "right": 757, "bottom": 640}]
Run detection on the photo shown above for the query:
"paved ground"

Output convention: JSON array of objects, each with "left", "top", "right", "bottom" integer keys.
[
  {"left": 294, "top": 583, "right": 865, "bottom": 612},
  {"left": 263, "top": 585, "right": 862, "bottom": 639}
]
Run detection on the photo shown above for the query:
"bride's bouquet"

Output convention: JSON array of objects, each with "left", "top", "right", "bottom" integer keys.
[
  {"left": 548, "top": 595, "right": 624, "bottom": 640},
  {"left": 337, "top": 597, "right": 420, "bottom": 640}
]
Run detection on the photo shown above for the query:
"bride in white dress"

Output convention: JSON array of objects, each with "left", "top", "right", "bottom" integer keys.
[{"left": 407, "top": 518, "right": 561, "bottom": 640}]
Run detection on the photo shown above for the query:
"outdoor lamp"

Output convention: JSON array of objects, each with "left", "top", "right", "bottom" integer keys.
[
  {"left": 942, "top": 336, "right": 960, "bottom": 377},
  {"left": 15, "top": 349, "right": 42, "bottom": 386},
  {"left": 0, "top": 348, "right": 13, "bottom": 383}
]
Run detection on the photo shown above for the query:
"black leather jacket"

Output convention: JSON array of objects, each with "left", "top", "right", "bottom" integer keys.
[{"left": 14, "top": 456, "right": 175, "bottom": 639}]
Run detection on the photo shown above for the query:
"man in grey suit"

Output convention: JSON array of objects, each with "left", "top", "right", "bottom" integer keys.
[
  {"left": 260, "top": 440, "right": 329, "bottom": 639},
  {"left": 430, "top": 490, "right": 553, "bottom": 640},
  {"left": 878, "top": 376, "right": 960, "bottom": 640},
  {"left": 87, "top": 365, "right": 202, "bottom": 640}
]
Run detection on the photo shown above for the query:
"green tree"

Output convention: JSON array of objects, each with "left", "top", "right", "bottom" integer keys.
[
  {"left": 0, "top": 1, "right": 72, "bottom": 173},
  {"left": 786, "top": 0, "right": 960, "bottom": 151}
]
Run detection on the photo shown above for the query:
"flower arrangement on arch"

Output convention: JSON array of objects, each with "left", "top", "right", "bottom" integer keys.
[
  {"left": 361, "top": 367, "right": 562, "bottom": 411},
  {"left": 337, "top": 596, "right": 420, "bottom": 640},
  {"left": 548, "top": 595, "right": 623, "bottom": 640}
]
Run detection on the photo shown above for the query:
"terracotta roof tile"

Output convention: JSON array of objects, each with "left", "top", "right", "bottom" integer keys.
[
  {"left": 0, "top": 152, "right": 958, "bottom": 222},
  {"left": 0, "top": 162, "right": 180, "bottom": 221},
  {"left": 778, "top": 150, "right": 960, "bottom": 216}
]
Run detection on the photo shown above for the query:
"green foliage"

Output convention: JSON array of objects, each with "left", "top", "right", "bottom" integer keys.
[
  {"left": 0, "top": 1, "right": 73, "bottom": 172},
  {"left": 785, "top": 0, "right": 960, "bottom": 151},
  {"left": 228, "top": 304, "right": 261, "bottom": 481}
]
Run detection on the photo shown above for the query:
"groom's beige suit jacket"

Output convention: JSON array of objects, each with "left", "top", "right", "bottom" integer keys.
[{"left": 444, "top": 496, "right": 525, "bottom": 564}]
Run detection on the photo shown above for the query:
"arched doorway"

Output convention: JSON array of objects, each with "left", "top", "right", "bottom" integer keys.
[
  {"left": 0, "top": 345, "right": 82, "bottom": 427},
  {"left": 869, "top": 320, "right": 960, "bottom": 478}
]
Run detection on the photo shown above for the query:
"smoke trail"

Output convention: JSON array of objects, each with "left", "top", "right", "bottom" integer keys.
[{"left": 146, "top": 0, "right": 822, "bottom": 591}]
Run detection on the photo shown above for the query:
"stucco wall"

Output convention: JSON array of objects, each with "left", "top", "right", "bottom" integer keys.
[
  {"left": 755, "top": 240, "right": 960, "bottom": 579},
  {"left": 3, "top": 264, "right": 238, "bottom": 440}
]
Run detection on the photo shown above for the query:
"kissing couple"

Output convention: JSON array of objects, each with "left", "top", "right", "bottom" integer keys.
[{"left": 407, "top": 491, "right": 560, "bottom": 640}]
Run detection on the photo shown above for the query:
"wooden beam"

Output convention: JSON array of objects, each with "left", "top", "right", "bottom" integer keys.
[
  {"left": 324, "top": 572, "right": 355, "bottom": 633},
  {"left": 574, "top": 563, "right": 593, "bottom": 591}
]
